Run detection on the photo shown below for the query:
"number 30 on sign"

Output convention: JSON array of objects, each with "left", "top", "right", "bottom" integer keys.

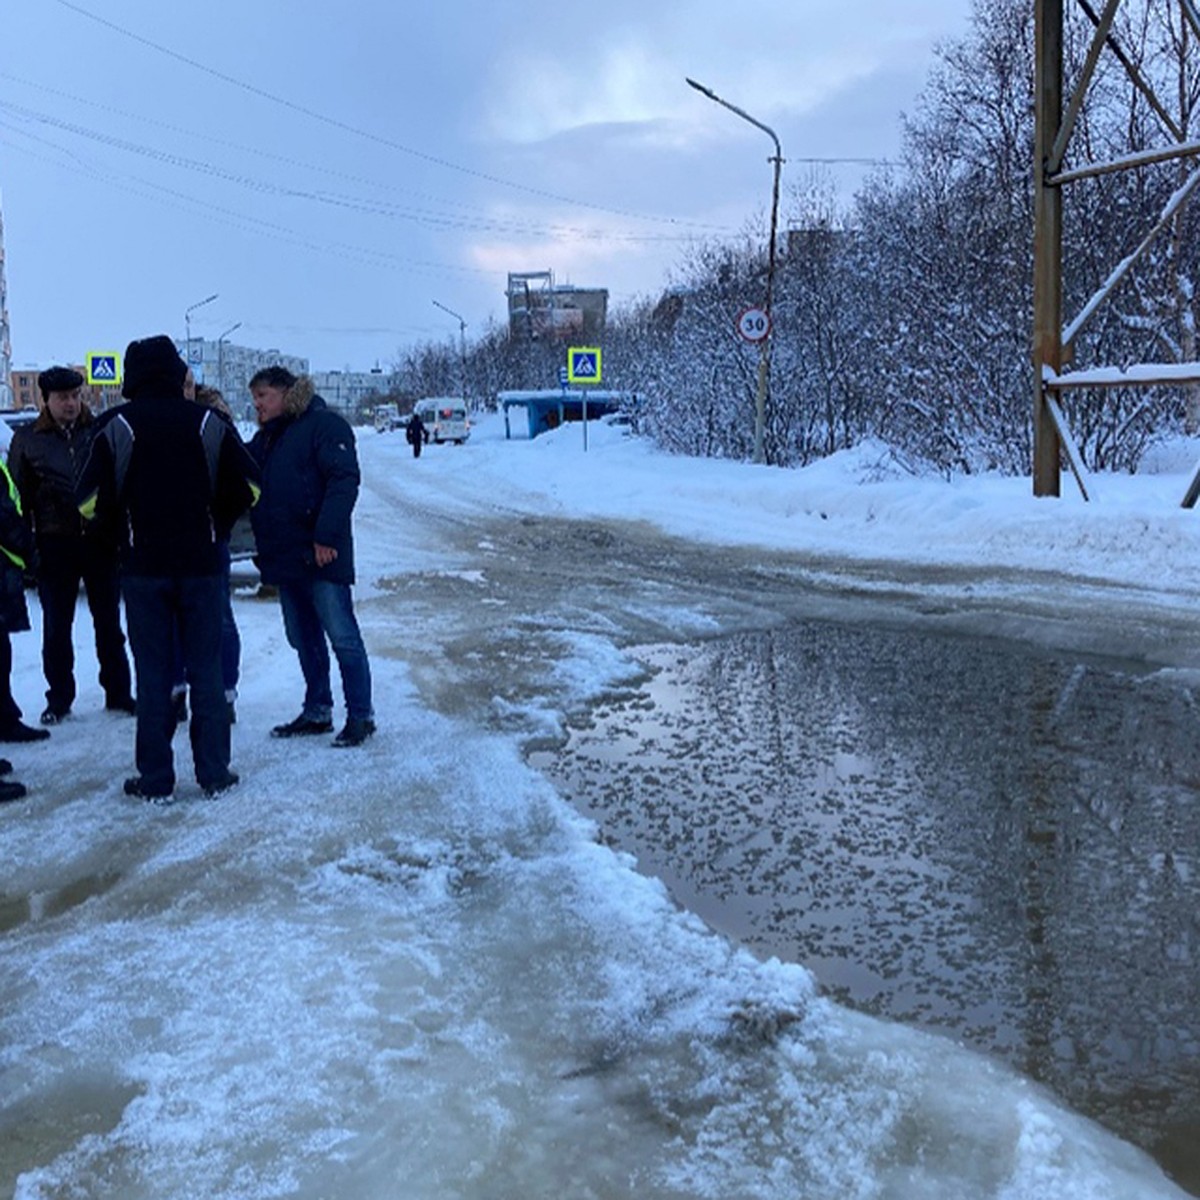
[{"left": 736, "top": 307, "right": 770, "bottom": 343}]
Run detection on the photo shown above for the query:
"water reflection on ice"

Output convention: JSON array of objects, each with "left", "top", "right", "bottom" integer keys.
[
  {"left": 0, "top": 644, "right": 1191, "bottom": 1198},
  {"left": 532, "top": 621, "right": 1200, "bottom": 1193}
]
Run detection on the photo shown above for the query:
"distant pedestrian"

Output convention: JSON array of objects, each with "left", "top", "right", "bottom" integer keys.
[
  {"left": 247, "top": 366, "right": 375, "bottom": 747},
  {"left": 406, "top": 410, "right": 425, "bottom": 459},
  {"left": 77, "top": 336, "right": 259, "bottom": 801},
  {"left": 8, "top": 366, "right": 134, "bottom": 725},
  {"left": 0, "top": 454, "right": 45, "bottom": 760}
]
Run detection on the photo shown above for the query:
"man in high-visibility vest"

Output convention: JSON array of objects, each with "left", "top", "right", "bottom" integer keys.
[
  {"left": 0, "top": 457, "right": 38, "bottom": 801},
  {"left": 8, "top": 365, "right": 134, "bottom": 725}
]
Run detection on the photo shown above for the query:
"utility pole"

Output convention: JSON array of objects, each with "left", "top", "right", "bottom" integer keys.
[
  {"left": 687, "top": 77, "right": 783, "bottom": 465},
  {"left": 216, "top": 322, "right": 241, "bottom": 399},
  {"left": 432, "top": 299, "right": 468, "bottom": 409},
  {"left": 185, "top": 293, "right": 218, "bottom": 379},
  {"left": 1032, "top": 0, "right": 1064, "bottom": 497}
]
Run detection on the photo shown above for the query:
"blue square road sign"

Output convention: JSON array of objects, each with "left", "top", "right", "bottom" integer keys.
[
  {"left": 567, "top": 346, "right": 602, "bottom": 384},
  {"left": 86, "top": 352, "right": 121, "bottom": 386}
]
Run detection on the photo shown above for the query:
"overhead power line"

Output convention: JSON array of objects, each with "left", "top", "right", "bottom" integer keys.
[
  {"left": 52, "top": 0, "right": 711, "bottom": 229},
  {"left": 0, "top": 121, "right": 497, "bottom": 280},
  {"left": 792, "top": 156, "right": 898, "bottom": 166},
  {"left": 0, "top": 98, "right": 720, "bottom": 245},
  {"left": 0, "top": 69, "right": 734, "bottom": 236}
]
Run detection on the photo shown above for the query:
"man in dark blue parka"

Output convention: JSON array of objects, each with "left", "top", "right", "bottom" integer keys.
[{"left": 247, "top": 367, "right": 374, "bottom": 747}]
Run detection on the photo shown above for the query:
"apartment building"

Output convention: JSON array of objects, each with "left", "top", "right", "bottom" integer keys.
[
  {"left": 175, "top": 338, "right": 308, "bottom": 420},
  {"left": 309, "top": 368, "right": 395, "bottom": 418},
  {"left": 7, "top": 367, "right": 123, "bottom": 413}
]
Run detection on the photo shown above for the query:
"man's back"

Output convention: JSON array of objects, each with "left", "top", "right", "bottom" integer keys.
[{"left": 82, "top": 395, "right": 256, "bottom": 577}]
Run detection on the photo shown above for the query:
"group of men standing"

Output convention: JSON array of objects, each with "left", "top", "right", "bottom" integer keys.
[{"left": 0, "top": 334, "right": 375, "bottom": 804}]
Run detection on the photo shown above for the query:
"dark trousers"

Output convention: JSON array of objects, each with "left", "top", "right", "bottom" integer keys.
[
  {"left": 0, "top": 631, "right": 20, "bottom": 727},
  {"left": 123, "top": 573, "right": 229, "bottom": 794},
  {"left": 37, "top": 535, "right": 132, "bottom": 713}
]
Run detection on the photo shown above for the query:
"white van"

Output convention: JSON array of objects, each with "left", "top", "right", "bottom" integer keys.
[
  {"left": 373, "top": 402, "right": 402, "bottom": 433},
  {"left": 414, "top": 397, "right": 470, "bottom": 445}
]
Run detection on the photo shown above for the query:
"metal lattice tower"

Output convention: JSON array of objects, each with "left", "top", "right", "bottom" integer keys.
[
  {"left": 0, "top": 191, "right": 12, "bottom": 409},
  {"left": 1034, "top": 0, "right": 1200, "bottom": 503}
]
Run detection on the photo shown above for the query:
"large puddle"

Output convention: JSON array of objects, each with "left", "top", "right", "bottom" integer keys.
[{"left": 529, "top": 619, "right": 1200, "bottom": 1194}]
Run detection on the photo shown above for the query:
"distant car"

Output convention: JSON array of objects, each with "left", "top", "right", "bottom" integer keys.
[
  {"left": 373, "top": 403, "right": 403, "bottom": 433},
  {"left": 0, "top": 409, "right": 38, "bottom": 456}
]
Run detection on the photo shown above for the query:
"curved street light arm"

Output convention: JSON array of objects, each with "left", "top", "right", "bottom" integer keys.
[
  {"left": 432, "top": 300, "right": 469, "bottom": 408},
  {"left": 686, "top": 77, "right": 784, "bottom": 464},
  {"left": 686, "top": 78, "right": 783, "bottom": 161}
]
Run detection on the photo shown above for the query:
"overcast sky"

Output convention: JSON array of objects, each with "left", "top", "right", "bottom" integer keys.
[{"left": 2, "top": 0, "right": 971, "bottom": 375}]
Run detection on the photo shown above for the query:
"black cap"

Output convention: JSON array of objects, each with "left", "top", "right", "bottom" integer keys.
[
  {"left": 121, "top": 335, "right": 188, "bottom": 400},
  {"left": 37, "top": 366, "right": 84, "bottom": 399}
]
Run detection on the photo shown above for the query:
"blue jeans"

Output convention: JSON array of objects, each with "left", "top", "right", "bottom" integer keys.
[
  {"left": 277, "top": 579, "right": 373, "bottom": 723},
  {"left": 171, "top": 542, "right": 240, "bottom": 697},
  {"left": 123, "top": 573, "right": 230, "bottom": 793}
]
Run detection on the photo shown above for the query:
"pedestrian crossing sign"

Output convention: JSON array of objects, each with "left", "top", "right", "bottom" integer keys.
[
  {"left": 86, "top": 352, "right": 121, "bottom": 386},
  {"left": 567, "top": 346, "right": 602, "bottom": 384}
]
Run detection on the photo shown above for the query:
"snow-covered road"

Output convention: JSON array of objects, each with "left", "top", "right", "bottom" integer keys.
[{"left": 1, "top": 414, "right": 1195, "bottom": 1198}]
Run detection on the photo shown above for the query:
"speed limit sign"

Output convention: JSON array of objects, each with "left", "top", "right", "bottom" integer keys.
[{"left": 736, "top": 307, "right": 771, "bottom": 342}]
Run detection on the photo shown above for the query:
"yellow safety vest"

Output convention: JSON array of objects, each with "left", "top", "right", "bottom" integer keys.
[{"left": 0, "top": 461, "right": 27, "bottom": 571}]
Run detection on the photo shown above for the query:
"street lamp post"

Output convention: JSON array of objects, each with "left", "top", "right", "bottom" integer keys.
[
  {"left": 184, "top": 292, "right": 219, "bottom": 378},
  {"left": 216, "top": 321, "right": 241, "bottom": 398},
  {"left": 432, "top": 299, "right": 468, "bottom": 410},
  {"left": 686, "top": 77, "right": 783, "bottom": 466}
]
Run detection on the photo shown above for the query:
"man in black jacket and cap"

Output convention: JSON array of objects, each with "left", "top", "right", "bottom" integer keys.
[
  {"left": 8, "top": 365, "right": 134, "bottom": 725},
  {"left": 77, "top": 335, "right": 260, "bottom": 801}
]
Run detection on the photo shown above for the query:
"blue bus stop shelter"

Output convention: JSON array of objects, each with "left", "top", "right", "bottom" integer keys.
[{"left": 499, "top": 389, "right": 640, "bottom": 440}]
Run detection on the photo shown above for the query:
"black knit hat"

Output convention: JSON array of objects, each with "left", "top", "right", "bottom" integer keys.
[
  {"left": 121, "top": 335, "right": 188, "bottom": 400},
  {"left": 37, "top": 365, "right": 84, "bottom": 399}
]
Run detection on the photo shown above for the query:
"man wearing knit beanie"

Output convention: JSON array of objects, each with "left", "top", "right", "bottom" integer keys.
[{"left": 77, "top": 334, "right": 260, "bottom": 801}]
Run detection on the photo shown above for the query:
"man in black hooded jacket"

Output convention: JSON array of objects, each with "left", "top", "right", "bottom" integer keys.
[{"left": 77, "top": 335, "right": 260, "bottom": 800}]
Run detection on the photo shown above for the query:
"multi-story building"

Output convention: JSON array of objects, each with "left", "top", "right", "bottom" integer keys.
[
  {"left": 309, "top": 368, "right": 395, "bottom": 419},
  {"left": 506, "top": 270, "right": 608, "bottom": 342},
  {"left": 7, "top": 345, "right": 402, "bottom": 423},
  {"left": 8, "top": 338, "right": 310, "bottom": 417},
  {"left": 7, "top": 366, "right": 122, "bottom": 413},
  {"left": 174, "top": 338, "right": 308, "bottom": 420},
  {"left": 8, "top": 368, "right": 37, "bottom": 410}
]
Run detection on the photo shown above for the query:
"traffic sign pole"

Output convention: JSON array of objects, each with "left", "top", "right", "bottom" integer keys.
[{"left": 566, "top": 347, "right": 602, "bottom": 452}]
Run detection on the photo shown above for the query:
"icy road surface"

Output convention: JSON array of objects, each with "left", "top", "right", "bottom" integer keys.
[{"left": 2, "top": 415, "right": 1194, "bottom": 1198}]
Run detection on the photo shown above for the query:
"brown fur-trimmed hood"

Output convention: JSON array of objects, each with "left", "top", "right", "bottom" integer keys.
[
  {"left": 32, "top": 404, "right": 94, "bottom": 435},
  {"left": 284, "top": 375, "right": 316, "bottom": 417}
]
